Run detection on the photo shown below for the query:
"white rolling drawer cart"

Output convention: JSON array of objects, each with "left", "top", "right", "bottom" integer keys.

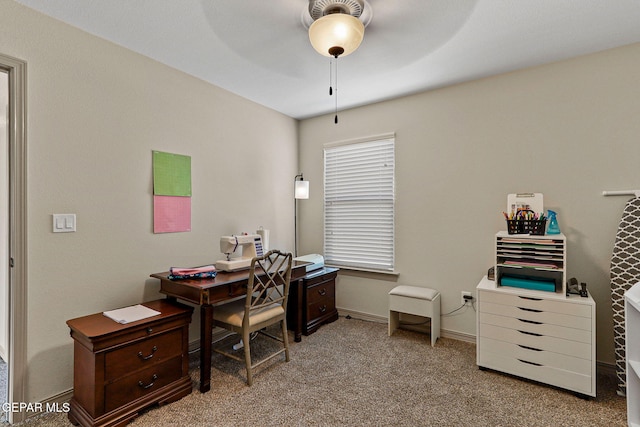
[
  {"left": 476, "top": 277, "right": 596, "bottom": 398},
  {"left": 476, "top": 231, "right": 596, "bottom": 398},
  {"left": 625, "top": 282, "right": 640, "bottom": 426}
]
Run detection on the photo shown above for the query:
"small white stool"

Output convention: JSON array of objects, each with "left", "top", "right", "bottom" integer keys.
[{"left": 388, "top": 285, "right": 440, "bottom": 346}]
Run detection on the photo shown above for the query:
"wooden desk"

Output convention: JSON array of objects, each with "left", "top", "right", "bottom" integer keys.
[{"left": 150, "top": 263, "right": 308, "bottom": 393}]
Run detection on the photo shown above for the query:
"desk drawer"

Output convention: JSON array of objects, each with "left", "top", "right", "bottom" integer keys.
[
  {"left": 105, "top": 329, "right": 183, "bottom": 381},
  {"left": 105, "top": 356, "right": 182, "bottom": 413}
]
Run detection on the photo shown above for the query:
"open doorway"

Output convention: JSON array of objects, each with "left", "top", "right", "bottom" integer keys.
[
  {"left": 0, "top": 53, "right": 27, "bottom": 425},
  {"left": 0, "top": 67, "right": 8, "bottom": 421}
]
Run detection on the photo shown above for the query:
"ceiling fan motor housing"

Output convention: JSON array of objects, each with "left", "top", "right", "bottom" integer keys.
[{"left": 309, "top": 0, "right": 364, "bottom": 20}]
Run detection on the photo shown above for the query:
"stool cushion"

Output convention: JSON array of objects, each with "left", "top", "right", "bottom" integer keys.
[{"left": 389, "top": 285, "right": 439, "bottom": 301}]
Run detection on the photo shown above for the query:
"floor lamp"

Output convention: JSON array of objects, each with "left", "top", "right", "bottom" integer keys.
[{"left": 294, "top": 173, "right": 309, "bottom": 257}]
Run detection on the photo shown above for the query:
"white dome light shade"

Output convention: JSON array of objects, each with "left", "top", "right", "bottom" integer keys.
[{"left": 309, "top": 13, "right": 365, "bottom": 57}]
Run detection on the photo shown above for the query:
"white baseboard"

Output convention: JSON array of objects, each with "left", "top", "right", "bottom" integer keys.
[
  {"left": 0, "top": 344, "right": 7, "bottom": 363},
  {"left": 337, "top": 308, "right": 617, "bottom": 375},
  {"left": 596, "top": 360, "right": 617, "bottom": 379},
  {"left": 336, "top": 308, "right": 477, "bottom": 344}
]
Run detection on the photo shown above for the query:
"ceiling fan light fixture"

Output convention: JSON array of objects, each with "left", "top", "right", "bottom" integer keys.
[{"left": 308, "top": 11, "right": 364, "bottom": 58}]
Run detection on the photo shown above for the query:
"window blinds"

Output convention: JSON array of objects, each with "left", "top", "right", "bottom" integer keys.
[{"left": 324, "top": 137, "right": 395, "bottom": 271}]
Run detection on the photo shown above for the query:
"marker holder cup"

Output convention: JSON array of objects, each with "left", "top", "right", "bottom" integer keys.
[
  {"left": 506, "top": 210, "right": 547, "bottom": 235},
  {"left": 506, "top": 219, "right": 523, "bottom": 234},
  {"left": 522, "top": 219, "right": 547, "bottom": 235}
]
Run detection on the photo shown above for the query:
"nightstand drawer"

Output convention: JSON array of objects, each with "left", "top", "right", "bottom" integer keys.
[
  {"left": 105, "top": 356, "right": 183, "bottom": 413},
  {"left": 306, "top": 280, "right": 335, "bottom": 305},
  {"left": 304, "top": 269, "right": 337, "bottom": 287},
  {"left": 105, "top": 329, "right": 183, "bottom": 381},
  {"left": 308, "top": 297, "right": 335, "bottom": 321}
]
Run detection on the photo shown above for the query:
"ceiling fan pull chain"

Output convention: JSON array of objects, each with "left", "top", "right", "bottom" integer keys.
[
  {"left": 334, "top": 55, "right": 339, "bottom": 124},
  {"left": 329, "top": 57, "right": 333, "bottom": 96}
]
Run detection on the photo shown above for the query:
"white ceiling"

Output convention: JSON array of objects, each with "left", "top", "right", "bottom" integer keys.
[{"left": 13, "top": 0, "right": 640, "bottom": 120}]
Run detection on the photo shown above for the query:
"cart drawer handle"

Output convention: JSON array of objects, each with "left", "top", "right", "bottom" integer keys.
[
  {"left": 518, "top": 318, "right": 543, "bottom": 325},
  {"left": 518, "top": 307, "right": 542, "bottom": 313},
  {"left": 518, "top": 296, "right": 542, "bottom": 301},
  {"left": 518, "top": 330, "right": 542, "bottom": 337},
  {"left": 518, "top": 359, "right": 542, "bottom": 367},
  {"left": 518, "top": 344, "right": 542, "bottom": 352}
]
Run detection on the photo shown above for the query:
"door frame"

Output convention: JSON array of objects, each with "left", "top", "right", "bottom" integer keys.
[{"left": 1, "top": 52, "right": 27, "bottom": 425}]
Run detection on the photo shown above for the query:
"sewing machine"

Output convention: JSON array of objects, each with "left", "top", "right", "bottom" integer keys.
[{"left": 215, "top": 234, "right": 264, "bottom": 272}]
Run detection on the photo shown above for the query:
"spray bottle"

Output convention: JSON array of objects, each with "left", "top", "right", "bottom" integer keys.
[{"left": 547, "top": 210, "right": 560, "bottom": 235}]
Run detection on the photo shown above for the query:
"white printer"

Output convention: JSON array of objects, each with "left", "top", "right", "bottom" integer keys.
[{"left": 293, "top": 254, "right": 325, "bottom": 273}]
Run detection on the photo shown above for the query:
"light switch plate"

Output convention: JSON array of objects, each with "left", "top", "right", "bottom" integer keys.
[{"left": 53, "top": 214, "right": 76, "bottom": 233}]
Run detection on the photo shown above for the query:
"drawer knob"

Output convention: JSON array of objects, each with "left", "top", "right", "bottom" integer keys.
[
  {"left": 146, "top": 327, "right": 153, "bottom": 334},
  {"left": 319, "top": 305, "right": 327, "bottom": 313},
  {"left": 138, "top": 374, "right": 158, "bottom": 390},
  {"left": 318, "top": 288, "right": 327, "bottom": 296},
  {"left": 138, "top": 346, "right": 158, "bottom": 361}
]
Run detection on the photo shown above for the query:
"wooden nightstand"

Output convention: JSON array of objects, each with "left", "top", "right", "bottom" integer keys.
[
  {"left": 288, "top": 267, "right": 339, "bottom": 341},
  {"left": 67, "top": 299, "right": 193, "bottom": 427}
]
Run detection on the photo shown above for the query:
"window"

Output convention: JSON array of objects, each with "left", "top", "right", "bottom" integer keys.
[{"left": 324, "top": 135, "right": 395, "bottom": 272}]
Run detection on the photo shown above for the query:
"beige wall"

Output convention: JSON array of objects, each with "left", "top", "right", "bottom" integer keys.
[
  {"left": 0, "top": 2, "right": 298, "bottom": 402},
  {"left": 2, "top": 0, "right": 640, "bottom": 405},
  {"left": 299, "top": 42, "right": 640, "bottom": 367}
]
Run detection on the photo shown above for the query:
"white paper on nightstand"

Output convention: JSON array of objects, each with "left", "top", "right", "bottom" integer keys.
[{"left": 103, "top": 304, "right": 161, "bottom": 324}]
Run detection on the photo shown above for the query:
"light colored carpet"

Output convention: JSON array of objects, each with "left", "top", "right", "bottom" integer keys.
[{"left": 15, "top": 316, "right": 627, "bottom": 426}]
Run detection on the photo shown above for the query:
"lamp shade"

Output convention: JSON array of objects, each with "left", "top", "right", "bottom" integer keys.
[
  {"left": 308, "top": 13, "right": 364, "bottom": 57},
  {"left": 295, "top": 180, "right": 310, "bottom": 199}
]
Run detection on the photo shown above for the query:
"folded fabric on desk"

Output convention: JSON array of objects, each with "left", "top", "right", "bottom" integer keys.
[{"left": 169, "top": 265, "right": 216, "bottom": 280}]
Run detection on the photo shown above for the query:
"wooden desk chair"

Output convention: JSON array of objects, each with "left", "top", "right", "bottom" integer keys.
[{"left": 212, "top": 250, "right": 293, "bottom": 385}]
